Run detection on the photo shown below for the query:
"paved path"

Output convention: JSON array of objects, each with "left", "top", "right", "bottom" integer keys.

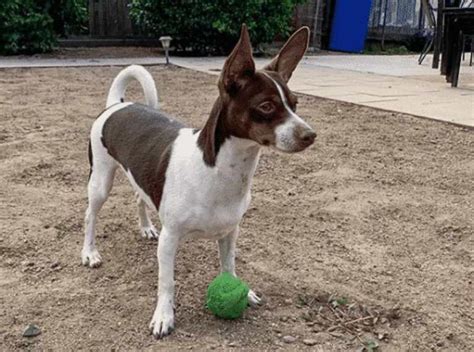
[
  {"left": 172, "top": 55, "right": 474, "bottom": 128},
  {"left": 1, "top": 54, "right": 472, "bottom": 127},
  {"left": 0, "top": 57, "right": 165, "bottom": 68}
]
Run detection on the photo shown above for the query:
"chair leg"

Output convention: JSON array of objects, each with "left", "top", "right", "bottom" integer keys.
[
  {"left": 419, "top": 37, "right": 434, "bottom": 65},
  {"left": 452, "top": 30, "right": 463, "bottom": 88},
  {"left": 470, "top": 40, "right": 473, "bottom": 67}
]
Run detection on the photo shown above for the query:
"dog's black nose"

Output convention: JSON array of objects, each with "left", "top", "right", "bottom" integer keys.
[{"left": 300, "top": 130, "right": 317, "bottom": 144}]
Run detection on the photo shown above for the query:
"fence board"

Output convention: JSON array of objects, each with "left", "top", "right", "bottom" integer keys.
[{"left": 89, "top": 0, "right": 134, "bottom": 38}]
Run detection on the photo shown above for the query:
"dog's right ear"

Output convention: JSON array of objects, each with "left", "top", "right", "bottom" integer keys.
[{"left": 220, "top": 24, "right": 255, "bottom": 94}]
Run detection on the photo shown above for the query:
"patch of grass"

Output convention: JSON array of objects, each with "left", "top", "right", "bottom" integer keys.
[
  {"left": 331, "top": 296, "right": 348, "bottom": 308},
  {"left": 363, "top": 41, "right": 412, "bottom": 55},
  {"left": 364, "top": 339, "right": 380, "bottom": 351}
]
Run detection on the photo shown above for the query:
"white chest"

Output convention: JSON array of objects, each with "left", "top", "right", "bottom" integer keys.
[{"left": 160, "top": 129, "right": 260, "bottom": 239}]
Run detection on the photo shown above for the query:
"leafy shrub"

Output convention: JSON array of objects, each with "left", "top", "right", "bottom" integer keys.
[
  {"left": 39, "top": 0, "right": 89, "bottom": 37},
  {"left": 0, "top": 0, "right": 56, "bottom": 55},
  {"left": 130, "top": 0, "right": 305, "bottom": 54}
]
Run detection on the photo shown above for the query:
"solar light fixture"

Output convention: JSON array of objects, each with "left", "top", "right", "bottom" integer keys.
[{"left": 159, "top": 36, "right": 172, "bottom": 65}]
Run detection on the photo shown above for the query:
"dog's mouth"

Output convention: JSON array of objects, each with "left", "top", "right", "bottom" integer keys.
[
  {"left": 273, "top": 134, "right": 316, "bottom": 153},
  {"left": 251, "top": 129, "right": 316, "bottom": 152},
  {"left": 274, "top": 142, "right": 313, "bottom": 153}
]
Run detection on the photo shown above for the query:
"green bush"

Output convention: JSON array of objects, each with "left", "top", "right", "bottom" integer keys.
[
  {"left": 0, "top": 0, "right": 56, "bottom": 55},
  {"left": 39, "top": 0, "right": 89, "bottom": 37},
  {"left": 130, "top": 0, "right": 305, "bottom": 54}
]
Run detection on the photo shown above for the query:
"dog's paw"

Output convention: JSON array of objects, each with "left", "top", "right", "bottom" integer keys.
[
  {"left": 149, "top": 305, "right": 174, "bottom": 339},
  {"left": 81, "top": 248, "right": 102, "bottom": 268},
  {"left": 248, "top": 290, "right": 262, "bottom": 306},
  {"left": 141, "top": 224, "right": 159, "bottom": 240}
]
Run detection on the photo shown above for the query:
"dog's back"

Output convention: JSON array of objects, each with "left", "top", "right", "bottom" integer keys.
[{"left": 101, "top": 103, "right": 184, "bottom": 208}]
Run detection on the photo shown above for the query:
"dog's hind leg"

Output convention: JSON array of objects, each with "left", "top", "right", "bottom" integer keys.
[
  {"left": 137, "top": 195, "right": 159, "bottom": 239},
  {"left": 82, "top": 143, "right": 117, "bottom": 268}
]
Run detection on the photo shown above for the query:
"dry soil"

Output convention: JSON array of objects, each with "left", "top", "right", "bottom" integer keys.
[{"left": 0, "top": 65, "right": 473, "bottom": 351}]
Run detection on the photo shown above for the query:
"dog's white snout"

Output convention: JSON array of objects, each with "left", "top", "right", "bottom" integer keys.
[
  {"left": 275, "top": 114, "right": 315, "bottom": 153},
  {"left": 297, "top": 127, "right": 316, "bottom": 145}
]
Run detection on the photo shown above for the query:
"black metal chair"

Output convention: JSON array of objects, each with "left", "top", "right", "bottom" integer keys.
[
  {"left": 419, "top": 0, "right": 437, "bottom": 64},
  {"left": 460, "top": 0, "right": 473, "bottom": 66}
]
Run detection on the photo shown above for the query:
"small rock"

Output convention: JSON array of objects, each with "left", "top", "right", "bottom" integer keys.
[
  {"left": 303, "top": 338, "right": 318, "bottom": 346},
  {"left": 329, "top": 331, "right": 345, "bottom": 339},
  {"left": 282, "top": 335, "right": 297, "bottom": 344},
  {"left": 50, "top": 261, "right": 60, "bottom": 269},
  {"left": 228, "top": 341, "right": 239, "bottom": 347},
  {"left": 313, "top": 332, "right": 332, "bottom": 342},
  {"left": 284, "top": 298, "right": 292, "bottom": 304},
  {"left": 23, "top": 324, "right": 41, "bottom": 337}
]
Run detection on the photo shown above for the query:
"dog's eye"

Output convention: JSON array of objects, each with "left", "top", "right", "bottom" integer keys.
[{"left": 257, "top": 101, "right": 275, "bottom": 114}]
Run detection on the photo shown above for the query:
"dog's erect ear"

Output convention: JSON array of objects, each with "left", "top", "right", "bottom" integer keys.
[
  {"left": 264, "top": 27, "right": 309, "bottom": 82},
  {"left": 220, "top": 24, "right": 255, "bottom": 93}
]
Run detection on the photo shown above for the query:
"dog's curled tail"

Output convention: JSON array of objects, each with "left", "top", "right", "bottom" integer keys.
[{"left": 106, "top": 65, "right": 159, "bottom": 109}]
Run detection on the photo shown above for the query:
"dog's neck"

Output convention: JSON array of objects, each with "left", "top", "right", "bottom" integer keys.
[{"left": 198, "top": 96, "right": 261, "bottom": 177}]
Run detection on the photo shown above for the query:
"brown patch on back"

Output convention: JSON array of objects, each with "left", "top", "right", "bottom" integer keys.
[{"left": 102, "top": 103, "right": 184, "bottom": 209}]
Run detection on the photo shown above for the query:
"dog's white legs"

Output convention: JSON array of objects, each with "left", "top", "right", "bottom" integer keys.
[
  {"left": 82, "top": 159, "right": 116, "bottom": 268},
  {"left": 218, "top": 227, "right": 238, "bottom": 276},
  {"left": 150, "top": 227, "right": 179, "bottom": 339},
  {"left": 137, "top": 195, "right": 159, "bottom": 239},
  {"left": 218, "top": 227, "right": 261, "bottom": 306}
]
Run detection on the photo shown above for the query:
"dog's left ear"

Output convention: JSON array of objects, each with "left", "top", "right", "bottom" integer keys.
[
  {"left": 220, "top": 24, "right": 255, "bottom": 94},
  {"left": 264, "top": 27, "right": 309, "bottom": 82}
]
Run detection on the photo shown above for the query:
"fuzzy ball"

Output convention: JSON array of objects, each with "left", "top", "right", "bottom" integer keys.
[{"left": 206, "top": 273, "right": 249, "bottom": 319}]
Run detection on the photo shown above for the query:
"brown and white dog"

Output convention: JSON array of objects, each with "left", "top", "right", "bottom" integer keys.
[{"left": 82, "top": 25, "right": 316, "bottom": 339}]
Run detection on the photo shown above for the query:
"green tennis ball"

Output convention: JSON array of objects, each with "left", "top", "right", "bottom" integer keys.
[{"left": 206, "top": 273, "right": 249, "bottom": 319}]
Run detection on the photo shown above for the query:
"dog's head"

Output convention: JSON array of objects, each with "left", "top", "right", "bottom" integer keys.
[{"left": 217, "top": 24, "right": 316, "bottom": 153}]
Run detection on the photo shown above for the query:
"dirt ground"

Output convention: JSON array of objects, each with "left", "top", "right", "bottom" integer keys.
[{"left": 0, "top": 64, "right": 473, "bottom": 351}]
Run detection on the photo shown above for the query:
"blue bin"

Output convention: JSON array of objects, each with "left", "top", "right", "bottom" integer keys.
[{"left": 329, "top": 0, "right": 372, "bottom": 53}]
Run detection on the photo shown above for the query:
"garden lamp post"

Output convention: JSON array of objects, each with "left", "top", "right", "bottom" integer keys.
[{"left": 159, "top": 36, "right": 172, "bottom": 65}]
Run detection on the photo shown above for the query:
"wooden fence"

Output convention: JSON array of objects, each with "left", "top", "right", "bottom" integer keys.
[
  {"left": 88, "top": 0, "right": 134, "bottom": 37},
  {"left": 74, "top": 0, "right": 331, "bottom": 48}
]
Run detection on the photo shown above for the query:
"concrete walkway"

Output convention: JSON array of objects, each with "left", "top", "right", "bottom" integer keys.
[
  {"left": 0, "top": 56, "right": 165, "bottom": 68},
  {"left": 172, "top": 55, "right": 474, "bottom": 128},
  {"left": 1, "top": 54, "right": 473, "bottom": 127}
]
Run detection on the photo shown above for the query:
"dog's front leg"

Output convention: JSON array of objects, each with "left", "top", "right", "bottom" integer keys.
[
  {"left": 218, "top": 227, "right": 261, "bottom": 306},
  {"left": 218, "top": 227, "right": 238, "bottom": 276},
  {"left": 150, "top": 227, "right": 179, "bottom": 339}
]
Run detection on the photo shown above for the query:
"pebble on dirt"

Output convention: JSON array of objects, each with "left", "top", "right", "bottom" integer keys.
[
  {"left": 282, "top": 335, "right": 297, "bottom": 343},
  {"left": 303, "top": 338, "right": 318, "bottom": 346},
  {"left": 23, "top": 324, "right": 41, "bottom": 337}
]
